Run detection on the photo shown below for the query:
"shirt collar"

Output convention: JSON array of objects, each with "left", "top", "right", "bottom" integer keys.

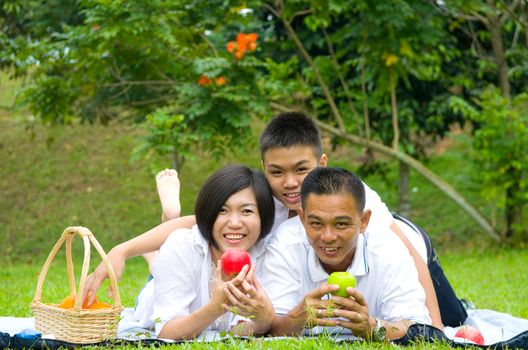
[{"left": 307, "top": 233, "right": 369, "bottom": 283}]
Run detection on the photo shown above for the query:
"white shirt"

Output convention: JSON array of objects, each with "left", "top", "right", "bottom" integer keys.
[
  {"left": 131, "top": 225, "right": 268, "bottom": 336},
  {"left": 261, "top": 216, "right": 431, "bottom": 334}
]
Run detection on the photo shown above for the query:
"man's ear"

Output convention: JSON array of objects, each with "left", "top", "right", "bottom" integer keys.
[
  {"left": 319, "top": 153, "right": 328, "bottom": 167},
  {"left": 360, "top": 209, "right": 372, "bottom": 233},
  {"left": 297, "top": 207, "right": 305, "bottom": 223}
]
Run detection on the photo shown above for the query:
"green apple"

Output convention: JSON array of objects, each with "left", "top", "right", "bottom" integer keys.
[{"left": 327, "top": 272, "right": 356, "bottom": 297}]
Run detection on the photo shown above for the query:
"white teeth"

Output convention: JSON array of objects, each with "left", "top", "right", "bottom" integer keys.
[
  {"left": 225, "top": 234, "right": 244, "bottom": 240},
  {"left": 323, "top": 247, "right": 338, "bottom": 252},
  {"left": 285, "top": 193, "right": 300, "bottom": 198}
]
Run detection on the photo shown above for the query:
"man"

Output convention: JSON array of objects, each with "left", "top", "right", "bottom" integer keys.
[{"left": 262, "top": 167, "right": 431, "bottom": 340}]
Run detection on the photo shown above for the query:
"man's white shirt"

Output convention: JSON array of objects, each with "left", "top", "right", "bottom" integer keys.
[{"left": 260, "top": 216, "right": 432, "bottom": 334}]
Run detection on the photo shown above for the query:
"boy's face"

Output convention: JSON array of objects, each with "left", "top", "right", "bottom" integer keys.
[
  {"left": 299, "top": 192, "right": 371, "bottom": 274},
  {"left": 262, "top": 145, "right": 327, "bottom": 210}
]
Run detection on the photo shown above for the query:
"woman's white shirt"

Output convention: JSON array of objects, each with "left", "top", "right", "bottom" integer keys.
[{"left": 131, "top": 225, "right": 267, "bottom": 336}]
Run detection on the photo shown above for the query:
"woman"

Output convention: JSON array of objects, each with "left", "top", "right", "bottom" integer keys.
[{"left": 130, "top": 165, "right": 276, "bottom": 340}]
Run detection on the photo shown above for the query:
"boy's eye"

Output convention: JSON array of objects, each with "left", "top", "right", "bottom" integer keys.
[
  {"left": 270, "top": 170, "right": 282, "bottom": 176},
  {"left": 297, "top": 167, "right": 310, "bottom": 173}
]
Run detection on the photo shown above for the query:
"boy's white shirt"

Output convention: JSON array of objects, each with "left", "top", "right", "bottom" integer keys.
[{"left": 260, "top": 215, "right": 432, "bottom": 333}]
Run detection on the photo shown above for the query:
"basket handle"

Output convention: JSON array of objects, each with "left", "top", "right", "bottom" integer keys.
[{"left": 32, "top": 226, "right": 122, "bottom": 309}]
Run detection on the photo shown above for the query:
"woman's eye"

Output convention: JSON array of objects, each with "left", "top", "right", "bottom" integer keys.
[{"left": 219, "top": 208, "right": 228, "bottom": 214}]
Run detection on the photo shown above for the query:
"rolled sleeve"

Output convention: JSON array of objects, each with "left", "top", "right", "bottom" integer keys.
[{"left": 151, "top": 231, "right": 201, "bottom": 335}]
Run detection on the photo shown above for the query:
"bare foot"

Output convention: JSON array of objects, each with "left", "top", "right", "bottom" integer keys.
[{"left": 156, "top": 168, "right": 181, "bottom": 221}]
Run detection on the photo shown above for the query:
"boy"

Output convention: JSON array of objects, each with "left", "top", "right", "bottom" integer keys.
[{"left": 262, "top": 167, "right": 431, "bottom": 339}]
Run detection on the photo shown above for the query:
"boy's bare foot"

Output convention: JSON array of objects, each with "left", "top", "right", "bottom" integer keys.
[{"left": 156, "top": 168, "right": 181, "bottom": 221}]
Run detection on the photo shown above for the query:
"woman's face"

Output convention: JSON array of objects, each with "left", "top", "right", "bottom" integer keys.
[{"left": 212, "top": 187, "right": 261, "bottom": 255}]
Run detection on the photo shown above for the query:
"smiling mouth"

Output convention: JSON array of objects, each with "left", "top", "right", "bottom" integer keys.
[
  {"left": 223, "top": 234, "right": 246, "bottom": 242},
  {"left": 320, "top": 247, "right": 340, "bottom": 255},
  {"left": 283, "top": 192, "right": 300, "bottom": 203}
]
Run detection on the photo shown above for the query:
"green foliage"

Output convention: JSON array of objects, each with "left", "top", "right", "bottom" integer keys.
[
  {"left": 469, "top": 87, "right": 528, "bottom": 237},
  {"left": 2, "top": 0, "right": 527, "bottom": 238}
]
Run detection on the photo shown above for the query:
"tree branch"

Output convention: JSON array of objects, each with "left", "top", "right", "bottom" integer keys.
[
  {"left": 314, "top": 120, "right": 502, "bottom": 242},
  {"left": 275, "top": 10, "right": 346, "bottom": 131},
  {"left": 322, "top": 28, "right": 363, "bottom": 136},
  {"left": 290, "top": 8, "right": 312, "bottom": 22}
]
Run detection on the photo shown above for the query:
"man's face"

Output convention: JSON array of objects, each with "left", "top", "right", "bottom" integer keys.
[
  {"left": 300, "top": 192, "right": 371, "bottom": 274},
  {"left": 262, "top": 146, "right": 327, "bottom": 210}
]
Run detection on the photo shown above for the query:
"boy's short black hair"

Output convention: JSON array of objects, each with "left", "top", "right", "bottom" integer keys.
[
  {"left": 301, "top": 167, "right": 365, "bottom": 212},
  {"left": 195, "top": 164, "right": 275, "bottom": 249},
  {"left": 259, "top": 111, "right": 322, "bottom": 159}
]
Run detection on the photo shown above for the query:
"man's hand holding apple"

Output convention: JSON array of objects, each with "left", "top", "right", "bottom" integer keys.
[{"left": 327, "top": 287, "right": 376, "bottom": 339}]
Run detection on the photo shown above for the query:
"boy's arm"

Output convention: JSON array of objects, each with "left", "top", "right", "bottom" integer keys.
[
  {"left": 83, "top": 215, "right": 196, "bottom": 304},
  {"left": 390, "top": 221, "right": 443, "bottom": 330}
]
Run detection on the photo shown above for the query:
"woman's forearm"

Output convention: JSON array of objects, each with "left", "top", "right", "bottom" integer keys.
[{"left": 157, "top": 302, "right": 224, "bottom": 340}]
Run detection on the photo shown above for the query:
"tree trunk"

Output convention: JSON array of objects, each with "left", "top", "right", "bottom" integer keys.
[
  {"left": 399, "top": 161, "right": 411, "bottom": 217},
  {"left": 485, "top": 3, "right": 521, "bottom": 238}
]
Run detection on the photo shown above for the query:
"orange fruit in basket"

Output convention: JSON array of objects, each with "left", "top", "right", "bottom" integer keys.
[
  {"left": 89, "top": 301, "right": 112, "bottom": 309},
  {"left": 58, "top": 294, "right": 75, "bottom": 309},
  {"left": 82, "top": 295, "right": 98, "bottom": 309}
]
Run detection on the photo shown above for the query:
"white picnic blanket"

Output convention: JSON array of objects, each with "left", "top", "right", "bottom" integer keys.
[{"left": 1, "top": 308, "right": 528, "bottom": 345}]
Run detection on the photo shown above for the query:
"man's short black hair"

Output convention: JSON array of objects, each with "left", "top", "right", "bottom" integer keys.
[
  {"left": 195, "top": 164, "right": 275, "bottom": 249},
  {"left": 301, "top": 167, "right": 365, "bottom": 212},
  {"left": 259, "top": 111, "right": 322, "bottom": 159}
]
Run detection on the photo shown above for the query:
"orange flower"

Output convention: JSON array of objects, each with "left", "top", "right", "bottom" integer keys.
[
  {"left": 236, "top": 33, "right": 248, "bottom": 53},
  {"left": 226, "top": 41, "right": 236, "bottom": 53},
  {"left": 197, "top": 75, "right": 211, "bottom": 86},
  {"left": 248, "top": 42, "right": 257, "bottom": 52},
  {"left": 234, "top": 51, "right": 244, "bottom": 60},
  {"left": 246, "top": 33, "right": 258, "bottom": 43},
  {"left": 215, "top": 77, "right": 227, "bottom": 86}
]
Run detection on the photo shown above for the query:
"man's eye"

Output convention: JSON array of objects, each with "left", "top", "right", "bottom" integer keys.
[
  {"left": 309, "top": 221, "right": 322, "bottom": 228},
  {"left": 336, "top": 222, "right": 350, "bottom": 228}
]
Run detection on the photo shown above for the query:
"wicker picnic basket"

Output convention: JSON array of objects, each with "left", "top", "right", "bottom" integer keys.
[{"left": 30, "top": 226, "right": 123, "bottom": 344}]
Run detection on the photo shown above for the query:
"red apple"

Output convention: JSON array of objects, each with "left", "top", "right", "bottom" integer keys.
[
  {"left": 454, "top": 325, "right": 485, "bottom": 345},
  {"left": 220, "top": 248, "right": 251, "bottom": 277},
  {"left": 327, "top": 271, "right": 356, "bottom": 297}
]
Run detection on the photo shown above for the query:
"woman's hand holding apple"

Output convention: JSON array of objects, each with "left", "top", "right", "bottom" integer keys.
[{"left": 223, "top": 265, "right": 275, "bottom": 334}]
